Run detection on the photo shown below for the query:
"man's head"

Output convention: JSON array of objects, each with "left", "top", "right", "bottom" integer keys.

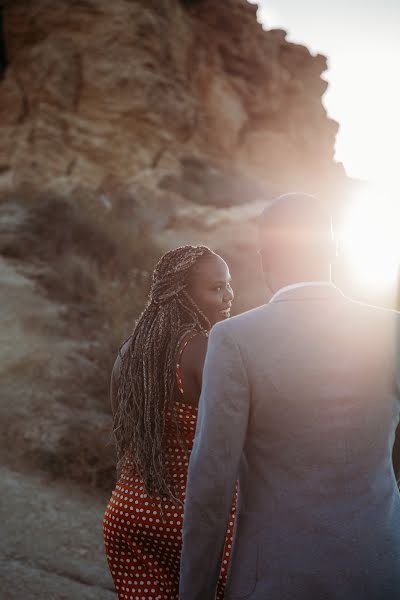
[{"left": 258, "top": 193, "right": 336, "bottom": 293}]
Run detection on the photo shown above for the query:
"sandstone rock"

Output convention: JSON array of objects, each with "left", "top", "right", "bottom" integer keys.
[
  {"left": 0, "top": 0, "right": 346, "bottom": 197},
  {"left": 195, "top": 71, "right": 247, "bottom": 154},
  {"left": 237, "top": 130, "right": 301, "bottom": 184}
]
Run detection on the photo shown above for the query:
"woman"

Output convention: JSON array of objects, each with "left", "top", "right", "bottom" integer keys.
[{"left": 103, "top": 245, "right": 236, "bottom": 599}]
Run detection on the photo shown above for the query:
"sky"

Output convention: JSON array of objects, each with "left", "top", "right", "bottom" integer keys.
[{"left": 249, "top": 0, "right": 400, "bottom": 183}]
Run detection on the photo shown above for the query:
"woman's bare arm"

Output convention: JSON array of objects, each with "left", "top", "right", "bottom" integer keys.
[
  {"left": 179, "top": 334, "right": 209, "bottom": 405},
  {"left": 190, "top": 334, "right": 208, "bottom": 392}
]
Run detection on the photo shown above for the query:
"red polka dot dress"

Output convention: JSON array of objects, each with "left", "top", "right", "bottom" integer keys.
[{"left": 103, "top": 399, "right": 236, "bottom": 599}]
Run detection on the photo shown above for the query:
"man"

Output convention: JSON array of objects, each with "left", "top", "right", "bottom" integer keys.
[{"left": 180, "top": 193, "right": 400, "bottom": 599}]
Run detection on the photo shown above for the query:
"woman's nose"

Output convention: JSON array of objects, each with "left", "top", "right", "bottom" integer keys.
[{"left": 224, "top": 286, "right": 234, "bottom": 302}]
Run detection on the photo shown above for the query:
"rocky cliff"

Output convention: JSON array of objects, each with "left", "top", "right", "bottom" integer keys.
[
  {"left": 0, "top": 1, "right": 347, "bottom": 597},
  {"left": 0, "top": 0, "right": 344, "bottom": 198}
]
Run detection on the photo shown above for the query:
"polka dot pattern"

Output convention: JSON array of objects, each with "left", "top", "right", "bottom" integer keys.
[{"left": 103, "top": 400, "right": 236, "bottom": 599}]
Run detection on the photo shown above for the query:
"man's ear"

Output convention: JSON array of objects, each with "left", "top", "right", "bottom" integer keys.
[{"left": 259, "top": 249, "right": 274, "bottom": 292}]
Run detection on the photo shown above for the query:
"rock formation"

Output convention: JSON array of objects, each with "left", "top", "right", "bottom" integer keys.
[
  {"left": 0, "top": 1, "right": 348, "bottom": 597},
  {"left": 0, "top": 0, "right": 345, "bottom": 198}
]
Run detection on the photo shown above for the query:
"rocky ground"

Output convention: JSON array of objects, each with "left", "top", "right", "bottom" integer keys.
[{"left": 0, "top": 466, "right": 115, "bottom": 599}]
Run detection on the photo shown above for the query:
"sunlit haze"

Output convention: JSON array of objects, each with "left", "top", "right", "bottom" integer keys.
[
  {"left": 338, "top": 183, "right": 400, "bottom": 288},
  {"left": 249, "top": 0, "right": 400, "bottom": 292},
  {"left": 250, "top": 0, "right": 400, "bottom": 184}
]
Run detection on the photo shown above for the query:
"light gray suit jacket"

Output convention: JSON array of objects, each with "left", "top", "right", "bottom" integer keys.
[{"left": 179, "top": 283, "right": 400, "bottom": 600}]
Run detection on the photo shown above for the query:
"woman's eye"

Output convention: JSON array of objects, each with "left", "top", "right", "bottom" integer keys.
[{"left": 214, "top": 283, "right": 232, "bottom": 292}]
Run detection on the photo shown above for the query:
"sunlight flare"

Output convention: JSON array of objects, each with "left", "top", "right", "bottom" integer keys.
[{"left": 338, "top": 184, "right": 400, "bottom": 288}]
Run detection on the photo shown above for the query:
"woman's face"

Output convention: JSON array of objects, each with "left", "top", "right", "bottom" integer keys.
[{"left": 188, "top": 254, "right": 234, "bottom": 327}]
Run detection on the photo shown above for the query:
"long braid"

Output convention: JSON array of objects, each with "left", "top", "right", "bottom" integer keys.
[{"left": 113, "top": 245, "right": 214, "bottom": 499}]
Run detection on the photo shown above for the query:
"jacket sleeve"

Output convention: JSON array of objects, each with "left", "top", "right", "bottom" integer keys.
[
  {"left": 179, "top": 322, "right": 250, "bottom": 599},
  {"left": 392, "top": 311, "right": 400, "bottom": 481}
]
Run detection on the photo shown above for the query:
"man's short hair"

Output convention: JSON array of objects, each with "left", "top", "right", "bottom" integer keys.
[{"left": 259, "top": 193, "right": 333, "bottom": 246}]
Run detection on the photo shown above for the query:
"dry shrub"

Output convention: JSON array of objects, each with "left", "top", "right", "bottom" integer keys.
[{"left": 35, "top": 419, "right": 117, "bottom": 494}]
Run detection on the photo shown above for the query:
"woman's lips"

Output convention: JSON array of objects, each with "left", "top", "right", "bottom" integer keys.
[{"left": 219, "top": 307, "right": 231, "bottom": 318}]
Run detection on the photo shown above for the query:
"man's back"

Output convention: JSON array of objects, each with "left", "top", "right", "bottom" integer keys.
[
  {"left": 180, "top": 283, "right": 400, "bottom": 600},
  {"left": 226, "top": 283, "right": 400, "bottom": 598}
]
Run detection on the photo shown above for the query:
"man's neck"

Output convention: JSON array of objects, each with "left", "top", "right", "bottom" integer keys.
[
  {"left": 269, "top": 280, "right": 334, "bottom": 302},
  {"left": 268, "top": 267, "right": 332, "bottom": 293}
]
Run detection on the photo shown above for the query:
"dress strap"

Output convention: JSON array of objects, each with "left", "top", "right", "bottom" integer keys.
[{"left": 176, "top": 331, "right": 206, "bottom": 398}]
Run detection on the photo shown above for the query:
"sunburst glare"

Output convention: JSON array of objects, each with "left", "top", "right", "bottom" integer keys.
[{"left": 338, "top": 183, "right": 400, "bottom": 288}]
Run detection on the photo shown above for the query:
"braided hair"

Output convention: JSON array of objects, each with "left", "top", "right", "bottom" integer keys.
[{"left": 113, "top": 245, "right": 215, "bottom": 499}]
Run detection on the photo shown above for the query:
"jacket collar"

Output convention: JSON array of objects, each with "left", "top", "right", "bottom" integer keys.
[{"left": 269, "top": 281, "right": 345, "bottom": 303}]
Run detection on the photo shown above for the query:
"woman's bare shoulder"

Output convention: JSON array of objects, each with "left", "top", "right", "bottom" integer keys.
[
  {"left": 180, "top": 332, "right": 208, "bottom": 382},
  {"left": 179, "top": 330, "right": 207, "bottom": 356},
  {"left": 185, "top": 332, "right": 208, "bottom": 355}
]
